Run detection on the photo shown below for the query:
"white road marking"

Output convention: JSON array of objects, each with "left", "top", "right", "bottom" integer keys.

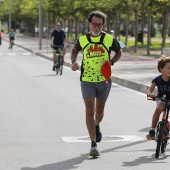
[
  {"left": 112, "top": 82, "right": 146, "bottom": 96},
  {"left": 8, "top": 53, "right": 16, "bottom": 56},
  {"left": 22, "top": 52, "right": 32, "bottom": 55},
  {"left": 61, "top": 135, "right": 145, "bottom": 143}
]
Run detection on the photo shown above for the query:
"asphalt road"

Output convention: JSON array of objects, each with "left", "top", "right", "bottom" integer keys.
[{"left": 0, "top": 41, "right": 170, "bottom": 170}]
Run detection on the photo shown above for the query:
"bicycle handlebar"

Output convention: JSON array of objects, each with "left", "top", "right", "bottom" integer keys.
[{"left": 147, "top": 95, "right": 170, "bottom": 103}]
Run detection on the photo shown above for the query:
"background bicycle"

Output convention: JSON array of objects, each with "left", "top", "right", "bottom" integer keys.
[
  {"left": 147, "top": 95, "right": 170, "bottom": 158},
  {"left": 52, "top": 45, "right": 64, "bottom": 75},
  {"left": 9, "top": 40, "right": 14, "bottom": 50}
]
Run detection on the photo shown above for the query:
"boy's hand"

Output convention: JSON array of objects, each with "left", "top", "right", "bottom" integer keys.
[{"left": 147, "top": 93, "right": 155, "bottom": 98}]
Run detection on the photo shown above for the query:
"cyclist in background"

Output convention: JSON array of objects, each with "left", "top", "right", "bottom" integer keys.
[
  {"left": 146, "top": 56, "right": 170, "bottom": 140},
  {"left": 0, "top": 29, "right": 3, "bottom": 45},
  {"left": 51, "top": 22, "right": 66, "bottom": 71},
  {"left": 9, "top": 29, "right": 16, "bottom": 49}
]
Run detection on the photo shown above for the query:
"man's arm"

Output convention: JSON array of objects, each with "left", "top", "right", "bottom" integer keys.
[
  {"left": 63, "top": 37, "right": 66, "bottom": 47},
  {"left": 110, "top": 50, "right": 122, "bottom": 65},
  {"left": 51, "top": 36, "right": 54, "bottom": 45},
  {"left": 71, "top": 47, "right": 79, "bottom": 71}
]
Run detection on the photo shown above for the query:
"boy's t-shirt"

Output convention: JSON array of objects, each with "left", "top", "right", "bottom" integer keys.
[{"left": 153, "top": 75, "right": 170, "bottom": 99}]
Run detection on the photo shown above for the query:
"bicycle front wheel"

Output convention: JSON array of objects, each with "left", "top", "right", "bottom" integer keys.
[
  {"left": 56, "top": 64, "right": 59, "bottom": 75},
  {"left": 161, "top": 139, "right": 167, "bottom": 153},
  {"left": 11, "top": 41, "right": 14, "bottom": 50},
  {"left": 161, "top": 129, "right": 169, "bottom": 153},
  {"left": 55, "top": 61, "right": 59, "bottom": 75},
  {"left": 155, "top": 124, "right": 164, "bottom": 158},
  {"left": 59, "top": 58, "right": 63, "bottom": 75}
]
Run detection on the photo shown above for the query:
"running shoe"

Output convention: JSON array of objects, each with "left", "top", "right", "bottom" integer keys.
[
  {"left": 90, "top": 145, "right": 100, "bottom": 157},
  {"left": 146, "top": 129, "right": 155, "bottom": 140},
  {"left": 96, "top": 125, "right": 102, "bottom": 142}
]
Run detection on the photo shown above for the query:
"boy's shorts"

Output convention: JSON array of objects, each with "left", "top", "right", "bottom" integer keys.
[
  {"left": 81, "top": 79, "right": 112, "bottom": 101},
  {"left": 156, "top": 99, "right": 166, "bottom": 105}
]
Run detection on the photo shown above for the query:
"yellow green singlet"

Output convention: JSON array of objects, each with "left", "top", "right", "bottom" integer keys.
[{"left": 79, "top": 33, "right": 113, "bottom": 82}]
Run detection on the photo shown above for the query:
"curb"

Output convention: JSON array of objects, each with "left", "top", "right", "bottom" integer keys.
[{"left": 111, "top": 76, "right": 149, "bottom": 93}]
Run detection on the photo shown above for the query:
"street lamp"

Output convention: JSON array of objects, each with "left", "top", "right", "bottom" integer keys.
[
  {"left": 0, "top": 0, "right": 4, "bottom": 31},
  {"left": 9, "top": 0, "right": 11, "bottom": 32},
  {"left": 46, "top": 13, "right": 49, "bottom": 53},
  {"left": 39, "top": 0, "right": 42, "bottom": 50}
]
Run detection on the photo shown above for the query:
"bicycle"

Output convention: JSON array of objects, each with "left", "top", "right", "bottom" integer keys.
[
  {"left": 52, "top": 45, "right": 64, "bottom": 75},
  {"left": 10, "top": 41, "right": 14, "bottom": 50},
  {"left": 9, "top": 38, "right": 15, "bottom": 50},
  {"left": 147, "top": 95, "right": 170, "bottom": 158}
]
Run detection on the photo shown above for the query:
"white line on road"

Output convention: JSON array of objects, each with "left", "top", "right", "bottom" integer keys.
[
  {"left": 61, "top": 135, "right": 145, "bottom": 143},
  {"left": 22, "top": 52, "right": 32, "bottom": 55},
  {"left": 8, "top": 53, "right": 16, "bottom": 56},
  {"left": 112, "top": 82, "right": 146, "bottom": 96}
]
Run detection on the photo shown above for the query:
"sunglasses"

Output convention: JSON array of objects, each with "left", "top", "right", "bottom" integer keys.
[{"left": 91, "top": 22, "right": 103, "bottom": 27}]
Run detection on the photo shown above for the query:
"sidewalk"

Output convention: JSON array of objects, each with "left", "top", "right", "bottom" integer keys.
[{"left": 2, "top": 34, "right": 161, "bottom": 94}]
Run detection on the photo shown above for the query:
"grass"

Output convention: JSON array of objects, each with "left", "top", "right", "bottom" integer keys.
[{"left": 119, "top": 35, "right": 170, "bottom": 57}]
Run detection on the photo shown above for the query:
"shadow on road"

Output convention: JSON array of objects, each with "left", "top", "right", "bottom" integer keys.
[
  {"left": 21, "top": 153, "right": 90, "bottom": 170},
  {"left": 21, "top": 139, "right": 170, "bottom": 169},
  {"left": 122, "top": 154, "right": 170, "bottom": 167},
  {"left": 139, "top": 127, "right": 151, "bottom": 132}
]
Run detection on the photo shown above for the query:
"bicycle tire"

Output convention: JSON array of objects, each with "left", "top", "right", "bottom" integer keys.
[
  {"left": 55, "top": 62, "right": 58, "bottom": 75},
  {"left": 10, "top": 42, "right": 13, "bottom": 50},
  {"left": 155, "top": 124, "right": 164, "bottom": 158},
  {"left": 161, "top": 139, "right": 167, "bottom": 153},
  {"left": 59, "top": 57, "right": 63, "bottom": 75},
  {"left": 59, "top": 64, "right": 63, "bottom": 75},
  {"left": 161, "top": 129, "right": 169, "bottom": 153},
  {"left": 56, "top": 64, "right": 59, "bottom": 75}
]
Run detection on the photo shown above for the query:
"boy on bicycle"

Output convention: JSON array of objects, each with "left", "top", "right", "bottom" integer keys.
[
  {"left": 146, "top": 56, "right": 170, "bottom": 140},
  {"left": 9, "top": 29, "right": 16, "bottom": 49},
  {"left": 0, "top": 29, "right": 3, "bottom": 45}
]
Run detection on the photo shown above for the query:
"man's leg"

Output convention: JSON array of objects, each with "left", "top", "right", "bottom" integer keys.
[
  {"left": 95, "top": 80, "right": 111, "bottom": 142},
  {"left": 63, "top": 46, "right": 66, "bottom": 62},
  {"left": 95, "top": 98, "right": 105, "bottom": 126},
  {"left": 83, "top": 98, "right": 96, "bottom": 142},
  {"left": 83, "top": 97, "right": 100, "bottom": 156},
  {"left": 95, "top": 98, "right": 106, "bottom": 142}
]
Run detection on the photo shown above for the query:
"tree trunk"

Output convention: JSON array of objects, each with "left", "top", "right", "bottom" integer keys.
[
  {"left": 161, "top": 12, "right": 169, "bottom": 54},
  {"left": 134, "top": 9, "right": 138, "bottom": 53},
  {"left": 113, "top": 16, "right": 117, "bottom": 39},
  {"left": 141, "top": 11, "right": 145, "bottom": 47},
  {"left": 125, "top": 13, "right": 130, "bottom": 51},
  {"left": 75, "top": 19, "right": 78, "bottom": 41},
  {"left": 147, "top": 11, "right": 151, "bottom": 56}
]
